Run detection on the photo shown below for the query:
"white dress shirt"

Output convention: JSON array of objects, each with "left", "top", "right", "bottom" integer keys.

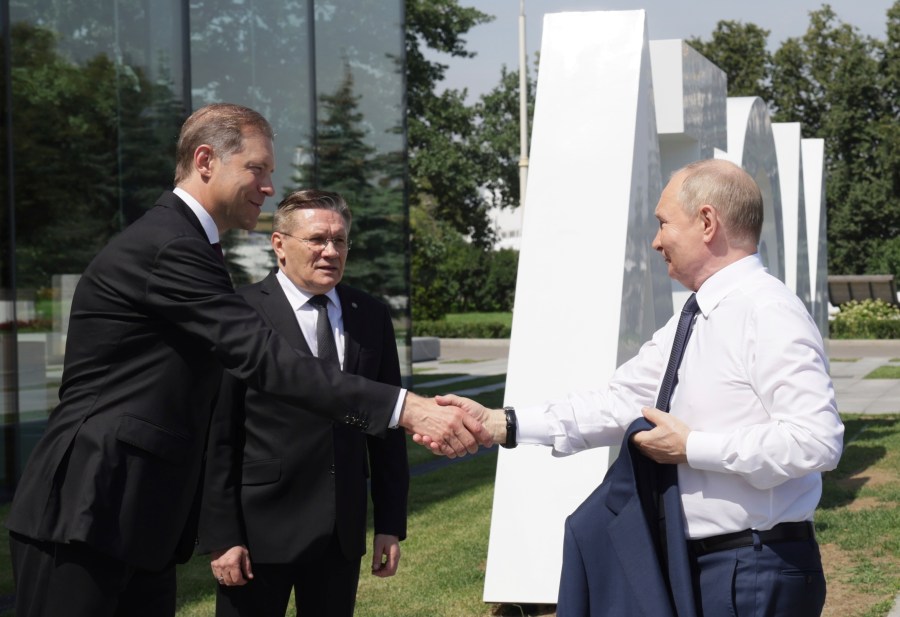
[
  {"left": 275, "top": 270, "right": 345, "bottom": 369},
  {"left": 173, "top": 187, "right": 408, "bottom": 427},
  {"left": 275, "top": 270, "right": 407, "bottom": 428},
  {"left": 173, "top": 187, "right": 219, "bottom": 244},
  {"left": 517, "top": 254, "right": 844, "bottom": 539}
]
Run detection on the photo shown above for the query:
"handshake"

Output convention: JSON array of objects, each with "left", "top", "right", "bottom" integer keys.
[{"left": 397, "top": 392, "right": 509, "bottom": 458}]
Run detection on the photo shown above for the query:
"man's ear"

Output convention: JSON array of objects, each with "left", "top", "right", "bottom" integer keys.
[
  {"left": 271, "top": 232, "right": 286, "bottom": 262},
  {"left": 194, "top": 145, "right": 214, "bottom": 179},
  {"left": 698, "top": 204, "right": 719, "bottom": 243}
]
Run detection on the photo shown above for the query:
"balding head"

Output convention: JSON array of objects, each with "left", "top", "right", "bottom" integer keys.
[{"left": 675, "top": 159, "right": 763, "bottom": 249}]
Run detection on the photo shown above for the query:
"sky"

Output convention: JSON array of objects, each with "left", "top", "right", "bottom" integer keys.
[{"left": 432, "top": 0, "right": 898, "bottom": 101}]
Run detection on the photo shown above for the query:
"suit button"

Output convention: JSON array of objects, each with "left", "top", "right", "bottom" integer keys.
[{"left": 330, "top": 464, "right": 335, "bottom": 475}]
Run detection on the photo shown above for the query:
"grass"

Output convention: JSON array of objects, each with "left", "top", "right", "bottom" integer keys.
[
  {"left": 864, "top": 365, "right": 900, "bottom": 379},
  {"left": 445, "top": 312, "right": 512, "bottom": 328},
  {"left": 171, "top": 453, "right": 500, "bottom": 617},
  {"left": 816, "top": 414, "right": 900, "bottom": 616},
  {"left": 2, "top": 372, "right": 898, "bottom": 617},
  {"left": 169, "top": 413, "right": 900, "bottom": 617}
]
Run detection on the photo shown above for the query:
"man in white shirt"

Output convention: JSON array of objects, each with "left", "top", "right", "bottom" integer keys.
[{"left": 433, "top": 159, "right": 844, "bottom": 617}]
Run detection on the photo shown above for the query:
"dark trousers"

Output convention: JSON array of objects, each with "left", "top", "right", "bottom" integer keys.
[
  {"left": 691, "top": 534, "right": 826, "bottom": 617},
  {"left": 9, "top": 532, "right": 176, "bottom": 617},
  {"left": 215, "top": 534, "right": 361, "bottom": 617}
]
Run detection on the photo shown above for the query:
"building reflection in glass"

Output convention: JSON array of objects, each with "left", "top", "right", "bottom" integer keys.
[{"left": 0, "top": 0, "right": 407, "bottom": 492}]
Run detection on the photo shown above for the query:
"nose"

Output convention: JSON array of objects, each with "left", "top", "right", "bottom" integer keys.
[
  {"left": 321, "top": 241, "right": 340, "bottom": 257},
  {"left": 651, "top": 230, "right": 662, "bottom": 251},
  {"left": 260, "top": 174, "right": 275, "bottom": 197}
]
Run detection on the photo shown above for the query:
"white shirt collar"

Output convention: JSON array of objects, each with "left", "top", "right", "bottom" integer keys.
[
  {"left": 695, "top": 253, "right": 764, "bottom": 316},
  {"left": 173, "top": 187, "right": 220, "bottom": 244},
  {"left": 275, "top": 269, "right": 340, "bottom": 311}
]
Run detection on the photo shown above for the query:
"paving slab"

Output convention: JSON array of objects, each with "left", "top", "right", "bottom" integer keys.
[{"left": 415, "top": 338, "right": 900, "bottom": 415}]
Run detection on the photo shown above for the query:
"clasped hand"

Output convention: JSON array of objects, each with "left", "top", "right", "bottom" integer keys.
[
  {"left": 399, "top": 392, "right": 494, "bottom": 457},
  {"left": 407, "top": 394, "right": 506, "bottom": 456}
]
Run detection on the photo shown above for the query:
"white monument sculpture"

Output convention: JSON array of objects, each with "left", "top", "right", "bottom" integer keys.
[
  {"left": 483, "top": 9, "right": 827, "bottom": 605},
  {"left": 773, "top": 122, "right": 812, "bottom": 311},
  {"left": 803, "top": 138, "right": 829, "bottom": 336}
]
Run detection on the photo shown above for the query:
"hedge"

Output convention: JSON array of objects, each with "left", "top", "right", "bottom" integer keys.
[
  {"left": 413, "top": 320, "right": 511, "bottom": 339},
  {"left": 830, "top": 299, "right": 900, "bottom": 339}
]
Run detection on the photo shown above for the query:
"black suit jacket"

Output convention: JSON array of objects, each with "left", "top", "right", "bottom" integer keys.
[
  {"left": 6, "top": 192, "right": 400, "bottom": 571},
  {"left": 557, "top": 419, "right": 697, "bottom": 617},
  {"left": 198, "top": 271, "right": 409, "bottom": 563}
]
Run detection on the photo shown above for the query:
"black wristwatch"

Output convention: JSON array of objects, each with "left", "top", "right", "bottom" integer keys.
[{"left": 502, "top": 406, "right": 517, "bottom": 449}]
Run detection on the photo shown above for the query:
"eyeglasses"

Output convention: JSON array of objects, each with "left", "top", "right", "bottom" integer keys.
[{"left": 280, "top": 232, "right": 351, "bottom": 252}]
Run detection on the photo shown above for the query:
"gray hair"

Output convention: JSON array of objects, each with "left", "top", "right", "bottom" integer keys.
[
  {"left": 675, "top": 159, "right": 763, "bottom": 245},
  {"left": 274, "top": 189, "right": 352, "bottom": 233}
]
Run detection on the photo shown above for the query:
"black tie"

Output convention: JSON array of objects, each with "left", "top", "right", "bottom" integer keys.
[
  {"left": 655, "top": 293, "right": 700, "bottom": 412},
  {"left": 211, "top": 242, "right": 225, "bottom": 263},
  {"left": 308, "top": 295, "right": 340, "bottom": 369}
]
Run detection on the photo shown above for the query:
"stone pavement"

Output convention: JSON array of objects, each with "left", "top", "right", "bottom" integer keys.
[{"left": 416, "top": 338, "right": 900, "bottom": 415}]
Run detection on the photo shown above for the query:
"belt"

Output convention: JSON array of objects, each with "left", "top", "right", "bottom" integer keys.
[{"left": 689, "top": 521, "right": 814, "bottom": 557}]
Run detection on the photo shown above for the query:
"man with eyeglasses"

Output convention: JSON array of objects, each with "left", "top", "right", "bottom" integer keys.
[{"left": 199, "top": 189, "right": 409, "bottom": 617}]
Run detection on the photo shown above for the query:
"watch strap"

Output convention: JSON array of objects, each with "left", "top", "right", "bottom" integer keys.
[{"left": 502, "top": 406, "right": 517, "bottom": 449}]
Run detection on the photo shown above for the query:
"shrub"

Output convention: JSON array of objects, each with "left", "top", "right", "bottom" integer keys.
[
  {"left": 831, "top": 299, "right": 900, "bottom": 339},
  {"left": 413, "top": 319, "right": 511, "bottom": 339}
]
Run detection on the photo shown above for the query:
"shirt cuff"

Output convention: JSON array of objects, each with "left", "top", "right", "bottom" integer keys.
[
  {"left": 515, "top": 404, "right": 555, "bottom": 445},
  {"left": 685, "top": 430, "right": 726, "bottom": 471},
  {"left": 388, "top": 388, "right": 408, "bottom": 429}
]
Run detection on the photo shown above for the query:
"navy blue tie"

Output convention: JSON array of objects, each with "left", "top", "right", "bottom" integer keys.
[
  {"left": 652, "top": 293, "right": 700, "bottom": 579},
  {"left": 655, "top": 293, "right": 700, "bottom": 413}
]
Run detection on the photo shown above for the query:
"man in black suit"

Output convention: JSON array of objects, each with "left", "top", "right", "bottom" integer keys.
[
  {"left": 199, "top": 189, "right": 409, "bottom": 616},
  {"left": 6, "top": 103, "right": 488, "bottom": 617}
]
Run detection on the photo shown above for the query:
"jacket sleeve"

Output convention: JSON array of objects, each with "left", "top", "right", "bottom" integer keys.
[
  {"left": 366, "top": 302, "right": 410, "bottom": 539},
  {"left": 198, "top": 371, "right": 249, "bottom": 554},
  {"left": 144, "top": 235, "right": 400, "bottom": 436}
]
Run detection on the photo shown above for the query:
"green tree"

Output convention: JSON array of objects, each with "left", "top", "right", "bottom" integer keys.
[
  {"left": 476, "top": 61, "right": 536, "bottom": 210},
  {"left": 6, "top": 22, "right": 182, "bottom": 290},
  {"left": 291, "top": 65, "right": 406, "bottom": 300},
  {"left": 406, "top": 0, "right": 495, "bottom": 245},
  {"left": 409, "top": 202, "right": 465, "bottom": 320},
  {"left": 770, "top": 6, "right": 890, "bottom": 275},
  {"left": 690, "top": 5, "right": 900, "bottom": 278},
  {"left": 687, "top": 21, "right": 773, "bottom": 99}
]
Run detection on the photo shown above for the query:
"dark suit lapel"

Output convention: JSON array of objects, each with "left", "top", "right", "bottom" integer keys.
[
  {"left": 337, "top": 285, "right": 361, "bottom": 375},
  {"left": 256, "top": 271, "right": 311, "bottom": 354},
  {"left": 159, "top": 190, "right": 208, "bottom": 239},
  {"left": 159, "top": 191, "right": 233, "bottom": 286}
]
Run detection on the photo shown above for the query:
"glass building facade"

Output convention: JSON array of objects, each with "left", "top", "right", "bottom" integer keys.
[{"left": 0, "top": 0, "right": 408, "bottom": 495}]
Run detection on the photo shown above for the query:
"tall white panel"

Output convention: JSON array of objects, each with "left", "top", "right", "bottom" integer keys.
[
  {"left": 727, "top": 97, "right": 784, "bottom": 281},
  {"left": 773, "top": 123, "right": 812, "bottom": 311},
  {"left": 802, "top": 138, "right": 828, "bottom": 336},
  {"left": 483, "top": 10, "right": 666, "bottom": 603}
]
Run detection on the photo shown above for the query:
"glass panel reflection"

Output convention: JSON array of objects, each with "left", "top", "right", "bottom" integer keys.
[{"left": 3, "top": 0, "right": 187, "bottom": 483}]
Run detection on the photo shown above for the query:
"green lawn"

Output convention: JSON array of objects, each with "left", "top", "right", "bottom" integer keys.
[
  {"left": 175, "top": 413, "right": 900, "bottom": 617},
  {"left": 2, "top": 398, "right": 898, "bottom": 617},
  {"left": 865, "top": 365, "right": 900, "bottom": 379},
  {"left": 444, "top": 312, "right": 512, "bottom": 328}
]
